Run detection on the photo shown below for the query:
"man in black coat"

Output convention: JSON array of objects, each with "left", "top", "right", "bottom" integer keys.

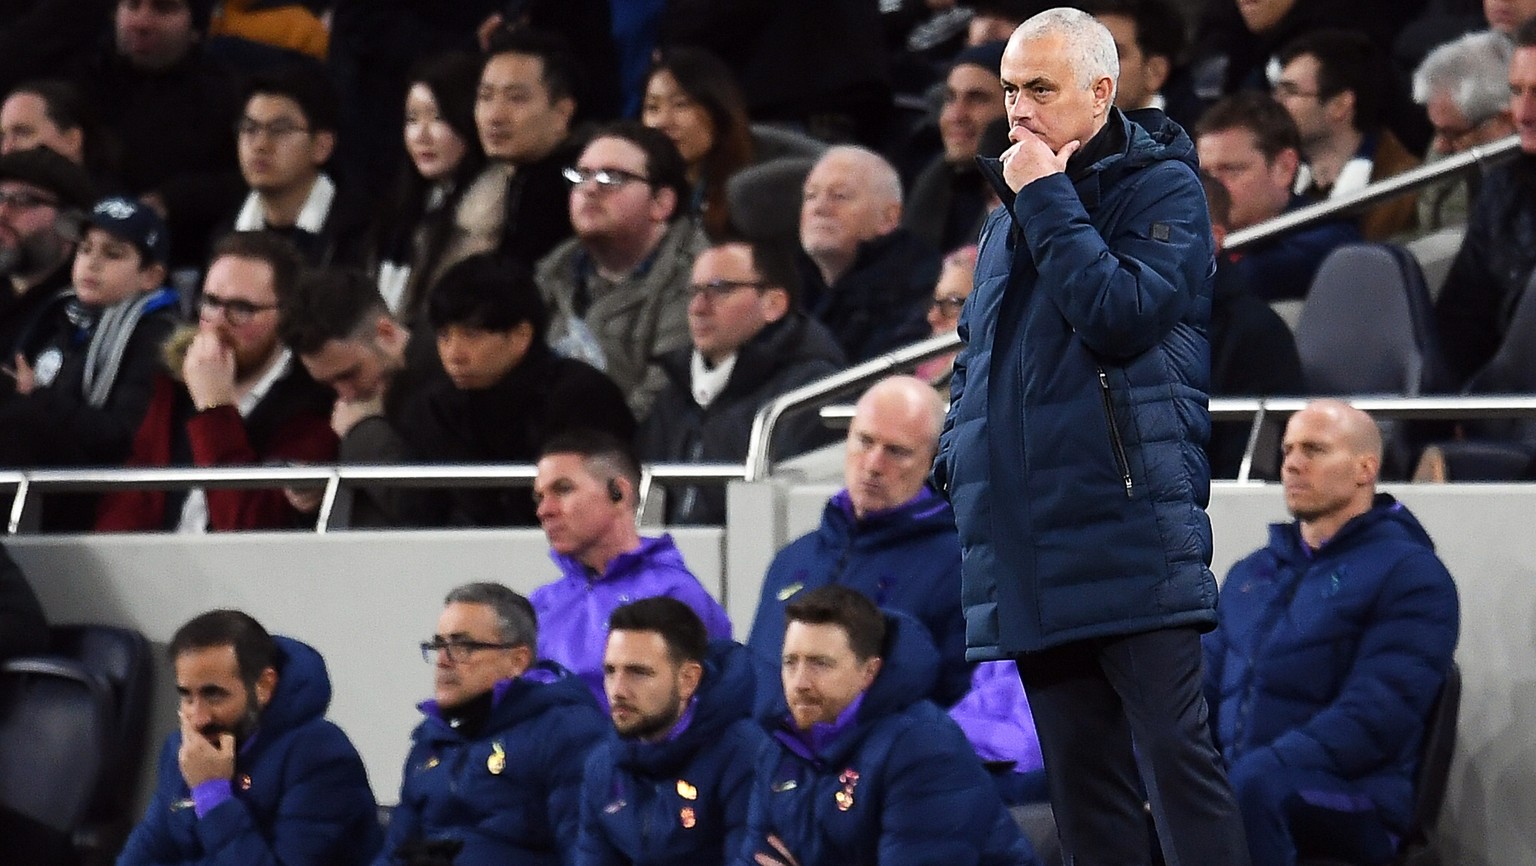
[
  {"left": 798, "top": 146, "right": 941, "bottom": 364},
  {"left": 637, "top": 239, "right": 844, "bottom": 524},
  {"left": 398, "top": 253, "right": 635, "bottom": 527}
]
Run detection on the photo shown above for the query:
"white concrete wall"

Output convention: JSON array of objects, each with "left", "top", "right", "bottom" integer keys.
[{"left": 6, "top": 482, "right": 1531, "bottom": 865}]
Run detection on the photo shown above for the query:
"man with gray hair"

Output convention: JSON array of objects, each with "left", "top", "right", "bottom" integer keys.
[
  {"left": 934, "top": 8, "right": 1250, "bottom": 863},
  {"left": 798, "top": 145, "right": 940, "bottom": 363},
  {"left": 1411, "top": 30, "right": 1515, "bottom": 230},
  {"left": 373, "top": 582, "right": 608, "bottom": 866}
]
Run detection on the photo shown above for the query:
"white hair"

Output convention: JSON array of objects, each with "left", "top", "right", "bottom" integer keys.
[
  {"left": 1013, "top": 7, "right": 1120, "bottom": 103},
  {"left": 817, "top": 145, "right": 904, "bottom": 206},
  {"left": 1413, "top": 30, "right": 1514, "bottom": 124}
]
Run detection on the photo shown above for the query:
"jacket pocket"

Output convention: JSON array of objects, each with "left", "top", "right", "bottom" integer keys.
[{"left": 1096, "top": 366, "right": 1134, "bottom": 499}]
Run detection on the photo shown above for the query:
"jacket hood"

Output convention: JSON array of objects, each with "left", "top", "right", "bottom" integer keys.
[
  {"left": 419, "top": 659, "right": 598, "bottom": 742},
  {"left": 1268, "top": 493, "right": 1435, "bottom": 564},
  {"left": 259, "top": 635, "right": 332, "bottom": 738},
  {"left": 977, "top": 107, "right": 1199, "bottom": 210},
  {"left": 613, "top": 639, "right": 758, "bottom": 774}
]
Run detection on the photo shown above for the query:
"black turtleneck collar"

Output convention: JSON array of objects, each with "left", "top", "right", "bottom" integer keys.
[
  {"left": 439, "top": 688, "right": 495, "bottom": 738},
  {"left": 1065, "top": 109, "right": 1127, "bottom": 182}
]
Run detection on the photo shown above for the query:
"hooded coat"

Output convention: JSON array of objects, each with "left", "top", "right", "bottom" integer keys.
[
  {"left": 576, "top": 640, "right": 768, "bottom": 866},
  {"left": 375, "top": 662, "right": 609, "bottom": 866},
  {"left": 1203, "top": 494, "right": 1460, "bottom": 834},
  {"left": 934, "top": 107, "right": 1219, "bottom": 659},
  {"left": 746, "top": 489, "right": 970, "bottom": 709},
  {"left": 738, "top": 611, "right": 1038, "bottom": 866},
  {"left": 534, "top": 535, "right": 732, "bottom": 707},
  {"left": 117, "top": 636, "right": 382, "bottom": 866}
]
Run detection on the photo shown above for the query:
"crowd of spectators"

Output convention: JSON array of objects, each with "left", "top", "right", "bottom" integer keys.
[
  {"left": 0, "top": 0, "right": 1532, "bottom": 502},
  {"left": 0, "top": 3, "right": 1495, "bottom": 863}
]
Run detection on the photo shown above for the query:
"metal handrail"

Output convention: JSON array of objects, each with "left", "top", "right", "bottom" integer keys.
[
  {"left": 744, "top": 332, "right": 962, "bottom": 481},
  {"left": 816, "top": 394, "right": 1536, "bottom": 482},
  {"left": 0, "top": 462, "right": 749, "bottom": 534},
  {"left": 1224, "top": 135, "right": 1521, "bottom": 251}
]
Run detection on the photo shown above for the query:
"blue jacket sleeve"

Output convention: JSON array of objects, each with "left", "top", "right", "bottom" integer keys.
[
  {"left": 1010, "top": 164, "right": 1209, "bottom": 361},
  {"left": 1231, "top": 550, "right": 1459, "bottom": 782},
  {"left": 192, "top": 725, "right": 379, "bottom": 866},
  {"left": 546, "top": 710, "right": 609, "bottom": 866},
  {"left": 371, "top": 755, "right": 423, "bottom": 866},
  {"left": 733, "top": 739, "right": 778, "bottom": 866},
  {"left": 116, "top": 738, "right": 187, "bottom": 866},
  {"left": 719, "top": 723, "right": 768, "bottom": 863},
  {"left": 574, "top": 749, "right": 625, "bottom": 866},
  {"left": 875, "top": 719, "right": 1008, "bottom": 866}
]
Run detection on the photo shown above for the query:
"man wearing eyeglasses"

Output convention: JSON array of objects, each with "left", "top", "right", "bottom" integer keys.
[
  {"left": 219, "top": 64, "right": 369, "bottom": 269},
  {"left": 0, "top": 146, "right": 95, "bottom": 361},
  {"left": 1271, "top": 30, "right": 1420, "bottom": 241},
  {"left": 536, "top": 121, "right": 709, "bottom": 420},
  {"left": 635, "top": 238, "right": 844, "bottom": 524},
  {"left": 374, "top": 582, "right": 607, "bottom": 866},
  {"left": 96, "top": 230, "right": 338, "bottom": 531}
]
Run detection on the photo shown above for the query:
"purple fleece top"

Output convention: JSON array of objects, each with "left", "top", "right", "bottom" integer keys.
[{"left": 532, "top": 534, "right": 731, "bottom": 708}]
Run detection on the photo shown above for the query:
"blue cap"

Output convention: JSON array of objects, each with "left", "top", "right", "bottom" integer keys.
[
  {"left": 952, "top": 40, "right": 1007, "bottom": 76},
  {"left": 85, "top": 196, "right": 170, "bottom": 265}
]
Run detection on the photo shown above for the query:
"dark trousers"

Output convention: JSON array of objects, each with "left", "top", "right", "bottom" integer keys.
[{"left": 1015, "top": 627, "right": 1249, "bottom": 866}]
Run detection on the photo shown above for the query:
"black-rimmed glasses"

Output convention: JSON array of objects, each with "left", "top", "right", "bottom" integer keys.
[
  {"left": 561, "top": 166, "right": 650, "bottom": 189},
  {"left": 419, "top": 638, "right": 518, "bottom": 664},
  {"left": 198, "top": 293, "right": 278, "bottom": 326},
  {"left": 689, "top": 279, "right": 767, "bottom": 303}
]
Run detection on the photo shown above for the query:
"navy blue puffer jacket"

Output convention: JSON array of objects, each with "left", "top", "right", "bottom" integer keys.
[
  {"left": 577, "top": 640, "right": 768, "bottom": 866},
  {"left": 934, "top": 107, "right": 1218, "bottom": 658},
  {"left": 1203, "top": 494, "right": 1459, "bottom": 833},
  {"left": 738, "top": 611, "right": 1039, "bottom": 866}
]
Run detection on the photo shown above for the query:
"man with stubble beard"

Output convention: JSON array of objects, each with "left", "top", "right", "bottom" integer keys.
[
  {"left": 118, "top": 609, "right": 381, "bottom": 866},
  {"left": 95, "top": 230, "right": 337, "bottom": 531}
]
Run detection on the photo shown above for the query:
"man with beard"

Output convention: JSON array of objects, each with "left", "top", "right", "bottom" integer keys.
[
  {"left": 742, "top": 586, "right": 1038, "bottom": 866},
  {"left": 95, "top": 230, "right": 337, "bottom": 531},
  {"left": 0, "top": 146, "right": 95, "bottom": 361},
  {"left": 118, "top": 609, "right": 381, "bottom": 866},
  {"left": 576, "top": 597, "right": 766, "bottom": 866},
  {"left": 374, "top": 582, "right": 608, "bottom": 866}
]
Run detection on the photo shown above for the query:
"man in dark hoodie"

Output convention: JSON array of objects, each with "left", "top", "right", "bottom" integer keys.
[
  {"left": 749, "top": 376, "right": 969, "bottom": 712},
  {"left": 375, "top": 582, "right": 608, "bottom": 866},
  {"left": 577, "top": 597, "right": 766, "bottom": 866},
  {"left": 636, "top": 238, "right": 844, "bottom": 525},
  {"left": 118, "top": 609, "right": 381, "bottom": 866},
  {"left": 741, "top": 585, "right": 1039, "bottom": 866},
  {"left": 933, "top": 9, "right": 1249, "bottom": 864},
  {"left": 1205, "top": 400, "right": 1459, "bottom": 866}
]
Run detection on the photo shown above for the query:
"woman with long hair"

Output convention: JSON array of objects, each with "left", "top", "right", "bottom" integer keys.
[
  {"left": 372, "top": 51, "right": 488, "bottom": 324},
  {"left": 641, "top": 47, "right": 754, "bottom": 240}
]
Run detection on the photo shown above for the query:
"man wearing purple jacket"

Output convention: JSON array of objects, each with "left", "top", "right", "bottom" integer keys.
[{"left": 530, "top": 429, "right": 731, "bottom": 707}]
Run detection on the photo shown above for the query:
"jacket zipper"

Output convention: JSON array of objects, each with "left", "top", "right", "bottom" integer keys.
[{"left": 1096, "top": 367, "right": 1134, "bottom": 499}]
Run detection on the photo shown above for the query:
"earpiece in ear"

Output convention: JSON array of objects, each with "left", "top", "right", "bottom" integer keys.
[{"left": 607, "top": 478, "right": 623, "bottom": 503}]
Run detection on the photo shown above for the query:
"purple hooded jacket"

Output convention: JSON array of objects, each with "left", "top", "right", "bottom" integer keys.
[{"left": 532, "top": 534, "right": 732, "bottom": 706}]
